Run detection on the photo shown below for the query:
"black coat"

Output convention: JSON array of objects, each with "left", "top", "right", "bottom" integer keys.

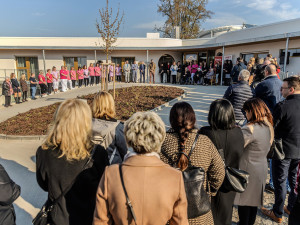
[
  {"left": 223, "top": 81, "right": 254, "bottom": 120},
  {"left": 0, "top": 164, "right": 21, "bottom": 225},
  {"left": 36, "top": 145, "right": 109, "bottom": 225},
  {"left": 199, "top": 127, "right": 244, "bottom": 225},
  {"left": 273, "top": 94, "right": 300, "bottom": 159}
]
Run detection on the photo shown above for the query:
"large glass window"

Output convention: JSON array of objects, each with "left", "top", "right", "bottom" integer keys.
[
  {"left": 16, "top": 57, "right": 39, "bottom": 79},
  {"left": 64, "top": 57, "right": 87, "bottom": 70}
]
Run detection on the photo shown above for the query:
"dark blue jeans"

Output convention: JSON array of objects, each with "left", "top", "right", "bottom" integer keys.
[{"left": 272, "top": 158, "right": 300, "bottom": 218}]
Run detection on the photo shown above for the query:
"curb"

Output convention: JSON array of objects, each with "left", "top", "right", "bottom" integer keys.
[
  {"left": 0, "top": 87, "right": 187, "bottom": 141},
  {"left": 151, "top": 91, "right": 187, "bottom": 112}
]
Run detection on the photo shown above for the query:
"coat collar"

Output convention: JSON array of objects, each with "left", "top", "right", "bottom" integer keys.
[
  {"left": 286, "top": 94, "right": 300, "bottom": 100},
  {"left": 264, "top": 75, "right": 278, "bottom": 80},
  {"left": 122, "top": 154, "right": 169, "bottom": 167}
]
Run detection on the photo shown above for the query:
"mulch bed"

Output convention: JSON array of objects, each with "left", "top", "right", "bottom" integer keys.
[{"left": 0, "top": 86, "right": 184, "bottom": 135}]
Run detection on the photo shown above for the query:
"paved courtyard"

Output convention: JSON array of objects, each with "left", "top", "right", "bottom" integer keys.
[{"left": 0, "top": 83, "right": 289, "bottom": 224}]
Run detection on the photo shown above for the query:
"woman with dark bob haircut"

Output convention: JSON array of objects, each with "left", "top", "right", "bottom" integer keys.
[
  {"left": 236, "top": 98, "right": 274, "bottom": 225},
  {"left": 160, "top": 102, "right": 225, "bottom": 225},
  {"left": 199, "top": 99, "right": 244, "bottom": 225}
]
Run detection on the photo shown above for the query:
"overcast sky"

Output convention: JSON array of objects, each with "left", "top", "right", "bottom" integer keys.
[{"left": 1, "top": 0, "right": 299, "bottom": 37}]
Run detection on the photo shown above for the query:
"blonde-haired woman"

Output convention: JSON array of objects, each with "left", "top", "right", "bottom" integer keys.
[
  {"left": 20, "top": 73, "right": 28, "bottom": 102},
  {"left": 92, "top": 91, "right": 127, "bottom": 164},
  {"left": 10, "top": 73, "right": 22, "bottom": 104},
  {"left": 36, "top": 99, "right": 109, "bottom": 225},
  {"left": 93, "top": 112, "right": 189, "bottom": 225}
]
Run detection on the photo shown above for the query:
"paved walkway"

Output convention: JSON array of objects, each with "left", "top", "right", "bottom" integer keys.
[{"left": 0, "top": 83, "right": 287, "bottom": 224}]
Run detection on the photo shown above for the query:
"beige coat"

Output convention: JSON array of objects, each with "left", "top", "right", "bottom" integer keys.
[
  {"left": 93, "top": 155, "right": 188, "bottom": 225},
  {"left": 234, "top": 121, "right": 274, "bottom": 207},
  {"left": 160, "top": 129, "right": 225, "bottom": 225}
]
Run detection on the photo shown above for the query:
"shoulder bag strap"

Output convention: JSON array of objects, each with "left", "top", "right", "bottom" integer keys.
[
  {"left": 119, "top": 165, "right": 137, "bottom": 225},
  {"left": 49, "top": 146, "right": 96, "bottom": 206},
  {"left": 188, "top": 133, "right": 200, "bottom": 158}
]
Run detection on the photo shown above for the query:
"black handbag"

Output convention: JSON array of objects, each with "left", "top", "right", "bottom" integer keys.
[
  {"left": 213, "top": 130, "right": 249, "bottom": 193},
  {"left": 32, "top": 147, "right": 96, "bottom": 225},
  {"left": 161, "top": 133, "right": 211, "bottom": 219},
  {"left": 267, "top": 138, "right": 285, "bottom": 160}
]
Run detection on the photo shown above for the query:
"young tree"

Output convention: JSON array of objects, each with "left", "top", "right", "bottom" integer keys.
[
  {"left": 96, "top": 0, "right": 124, "bottom": 63},
  {"left": 155, "top": 0, "right": 213, "bottom": 39}
]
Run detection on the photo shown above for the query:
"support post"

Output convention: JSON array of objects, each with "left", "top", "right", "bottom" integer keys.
[
  {"left": 221, "top": 45, "right": 225, "bottom": 86},
  {"left": 146, "top": 50, "right": 149, "bottom": 83},
  {"left": 42, "top": 50, "right": 46, "bottom": 76},
  {"left": 284, "top": 35, "right": 290, "bottom": 78},
  {"left": 113, "top": 63, "right": 115, "bottom": 99},
  {"left": 94, "top": 50, "right": 97, "bottom": 65}
]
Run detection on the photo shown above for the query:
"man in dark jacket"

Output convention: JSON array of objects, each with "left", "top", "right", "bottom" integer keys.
[
  {"left": 224, "top": 69, "right": 254, "bottom": 125},
  {"left": 231, "top": 57, "right": 246, "bottom": 83},
  {"left": 262, "top": 76, "right": 300, "bottom": 223},
  {"left": 0, "top": 164, "right": 21, "bottom": 225},
  {"left": 255, "top": 64, "right": 283, "bottom": 113}
]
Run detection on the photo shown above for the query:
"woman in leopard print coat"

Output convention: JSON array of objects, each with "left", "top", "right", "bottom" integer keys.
[{"left": 160, "top": 102, "right": 225, "bottom": 225}]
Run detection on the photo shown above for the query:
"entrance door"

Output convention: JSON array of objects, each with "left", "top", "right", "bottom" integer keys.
[{"left": 16, "top": 57, "right": 39, "bottom": 79}]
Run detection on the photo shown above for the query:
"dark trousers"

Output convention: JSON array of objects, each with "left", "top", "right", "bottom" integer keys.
[
  {"left": 167, "top": 71, "right": 170, "bottom": 83},
  {"left": 90, "top": 76, "right": 95, "bottom": 85},
  {"left": 72, "top": 80, "right": 76, "bottom": 88},
  {"left": 47, "top": 83, "right": 52, "bottom": 94},
  {"left": 289, "top": 200, "right": 300, "bottom": 225},
  {"left": 272, "top": 158, "right": 300, "bottom": 218},
  {"left": 79, "top": 79, "right": 83, "bottom": 87},
  {"left": 84, "top": 78, "right": 89, "bottom": 87},
  {"left": 172, "top": 75, "right": 176, "bottom": 84},
  {"left": 22, "top": 91, "right": 27, "bottom": 101},
  {"left": 116, "top": 75, "right": 121, "bottom": 82},
  {"left": 40, "top": 83, "right": 47, "bottom": 95},
  {"left": 96, "top": 76, "right": 100, "bottom": 84},
  {"left": 140, "top": 72, "right": 145, "bottom": 83},
  {"left": 5, "top": 96, "right": 11, "bottom": 106},
  {"left": 238, "top": 206, "right": 257, "bottom": 225}
]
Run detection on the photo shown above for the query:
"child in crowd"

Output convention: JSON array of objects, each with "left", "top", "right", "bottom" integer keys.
[
  {"left": 51, "top": 66, "right": 59, "bottom": 93},
  {"left": 83, "top": 65, "right": 89, "bottom": 87},
  {"left": 46, "top": 69, "right": 53, "bottom": 95},
  {"left": 20, "top": 73, "right": 28, "bottom": 102},
  {"left": 77, "top": 67, "right": 84, "bottom": 88},
  {"left": 38, "top": 70, "right": 47, "bottom": 97},
  {"left": 70, "top": 67, "right": 77, "bottom": 89},
  {"left": 89, "top": 63, "right": 95, "bottom": 86}
]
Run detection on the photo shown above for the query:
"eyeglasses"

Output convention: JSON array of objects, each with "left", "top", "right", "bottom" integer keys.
[{"left": 280, "top": 87, "right": 290, "bottom": 91}]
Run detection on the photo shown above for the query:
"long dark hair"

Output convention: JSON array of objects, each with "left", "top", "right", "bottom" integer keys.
[
  {"left": 208, "top": 99, "right": 236, "bottom": 130},
  {"left": 169, "top": 102, "right": 196, "bottom": 171}
]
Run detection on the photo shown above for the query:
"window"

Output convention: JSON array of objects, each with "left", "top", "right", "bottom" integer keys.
[
  {"left": 63, "top": 57, "right": 87, "bottom": 70},
  {"left": 16, "top": 57, "right": 39, "bottom": 79},
  {"left": 281, "top": 48, "right": 300, "bottom": 57}
]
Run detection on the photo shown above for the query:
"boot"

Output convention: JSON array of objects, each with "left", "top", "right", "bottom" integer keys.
[
  {"left": 18, "top": 97, "right": 22, "bottom": 103},
  {"left": 14, "top": 97, "right": 19, "bottom": 104}
]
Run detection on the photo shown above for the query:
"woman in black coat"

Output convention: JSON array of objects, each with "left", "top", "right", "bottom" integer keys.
[
  {"left": 36, "top": 99, "right": 109, "bottom": 225},
  {"left": 0, "top": 164, "right": 21, "bottom": 225},
  {"left": 199, "top": 99, "right": 244, "bottom": 225}
]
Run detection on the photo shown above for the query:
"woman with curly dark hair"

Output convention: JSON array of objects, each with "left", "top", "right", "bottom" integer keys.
[{"left": 160, "top": 102, "right": 225, "bottom": 225}]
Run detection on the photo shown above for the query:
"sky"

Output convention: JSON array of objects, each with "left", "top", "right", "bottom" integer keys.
[{"left": 0, "top": 0, "right": 299, "bottom": 37}]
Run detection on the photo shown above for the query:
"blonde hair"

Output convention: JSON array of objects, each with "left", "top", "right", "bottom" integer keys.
[
  {"left": 39, "top": 70, "right": 44, "bottom": 74},
  {"left": 239, "top": 69, "right": 250, "bottom": 81},
  {"left": 42, "top": 99, "right": 93, "bottom": 161},
  {"left": 124, "top": 112, "right": 166, "bottom": 153},
  {"left": 92, "top": 91, "right": 116, "bottom": 119},
  {"left": 20, "top": 73, "right": 26, "bottom": 81}
]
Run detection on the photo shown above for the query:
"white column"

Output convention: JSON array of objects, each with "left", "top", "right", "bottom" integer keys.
[
  {"left": 284, "top": 35, "right": 290, "bottom": 78},
  {"left": 221, "top": 45, "right": 225, "bottom": 86}
]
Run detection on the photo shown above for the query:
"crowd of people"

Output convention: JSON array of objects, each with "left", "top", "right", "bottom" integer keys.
[{"left": 0, "top": 54, "right": 299, "bottom": 225}]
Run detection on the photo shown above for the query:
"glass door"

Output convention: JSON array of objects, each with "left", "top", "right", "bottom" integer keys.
[{"left": 16, "top": 57, "right": 39, "bottom": 79}]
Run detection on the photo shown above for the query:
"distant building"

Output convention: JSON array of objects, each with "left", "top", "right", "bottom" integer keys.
[{"left": 0, "top": 18, "right": 300, "bottom": 82}]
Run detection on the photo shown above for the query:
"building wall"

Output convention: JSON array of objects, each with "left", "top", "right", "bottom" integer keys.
[
  {"left": 215, "top": 39, "right": 300, "bottom": 74},
  {"left": 0, "top": 49, "right": 181, "bottom": 82}
]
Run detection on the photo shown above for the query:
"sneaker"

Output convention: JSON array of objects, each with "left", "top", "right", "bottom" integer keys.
[
  {"left": 265, "top": 183, "right": 274, "bottom": 193},
  {"left": 284, "top": 205, "right": 290, "bottom": 215},
  {"left": 261, "top": 207, "right": 282, "bottom": 223}
]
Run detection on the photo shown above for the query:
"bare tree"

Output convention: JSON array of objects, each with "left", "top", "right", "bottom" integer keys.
[
  {"left": 155, "top": 0, "right": 213, "bottom": 39},
  {"left": 96, "top": 0, "right": 124, "bottom": 63}
]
